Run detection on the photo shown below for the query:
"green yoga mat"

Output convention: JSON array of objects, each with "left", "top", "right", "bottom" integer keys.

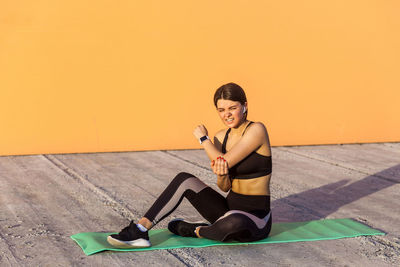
[{"left": 71, "top": 218, "right": 384, "bottom": 256}]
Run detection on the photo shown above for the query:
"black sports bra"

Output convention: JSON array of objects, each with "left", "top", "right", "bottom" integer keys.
[{"left": 222, "top": 121, "right": 272, "bottom": 180}]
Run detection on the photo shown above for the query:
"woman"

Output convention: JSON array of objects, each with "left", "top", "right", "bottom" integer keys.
[{"left": 107, "top": 82, "right": 272, "bottom": 248}]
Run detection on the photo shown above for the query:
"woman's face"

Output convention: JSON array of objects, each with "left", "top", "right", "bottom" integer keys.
[{"left": 216, "top": 99, "right": 247, "bottom": 128}]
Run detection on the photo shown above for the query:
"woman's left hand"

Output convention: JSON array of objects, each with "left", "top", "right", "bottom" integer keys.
[
  {"left": 193, "top": 124, "right": 208, "bottom": 139},
  {"left": 211, "top": 157, "right": 229, "bottom": 176}
]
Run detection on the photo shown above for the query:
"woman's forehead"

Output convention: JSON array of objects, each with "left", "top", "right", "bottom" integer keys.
[{"left": 216, "top": 99, "right": 241, "bottom": 108}]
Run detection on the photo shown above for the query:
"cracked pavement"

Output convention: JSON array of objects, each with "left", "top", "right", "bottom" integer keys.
[{"left": 0, "top": 143, "right": 399, "bottom": 266}]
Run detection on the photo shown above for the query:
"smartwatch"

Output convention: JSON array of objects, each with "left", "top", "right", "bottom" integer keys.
[{"left": 199, "top": 135, "right": 210, "bottom": 144}]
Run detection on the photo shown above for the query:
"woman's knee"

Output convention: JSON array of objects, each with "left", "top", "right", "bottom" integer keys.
[
  {"left": 171, "top": 172, "right": 197, "bottom": 185},
  {"left": 199, "top": 214, "right": 250, "bottom": 241},
  {"left": 170, "top": 172, "right": 200, "bottom": 191},
  {"left": 225, "top": 214, "right": 249, "bottom": 229},
  {"left": 215, "top": 213, "right": 249, "bottom": 233}
]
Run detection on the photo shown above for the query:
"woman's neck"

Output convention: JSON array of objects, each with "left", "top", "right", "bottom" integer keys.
[{"left": 230, "top": 119, "right": 250, "bottom": 135}]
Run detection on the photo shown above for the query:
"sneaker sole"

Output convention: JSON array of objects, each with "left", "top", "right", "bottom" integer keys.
[{"left": 107, "top": 235, "right": 151, "bottom": 248}]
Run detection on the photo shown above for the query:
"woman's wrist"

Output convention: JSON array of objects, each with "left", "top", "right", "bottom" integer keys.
[
  {"left": 217, "top": 174, "right": 231, "bottom": 192},
  {"left": 199, "top": 135, "right": 210, "bottom": 144}
]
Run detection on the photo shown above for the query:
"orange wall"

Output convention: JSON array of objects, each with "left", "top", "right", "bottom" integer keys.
[{"left": 1, "top": 1, "right": 399, "bottom": 156}]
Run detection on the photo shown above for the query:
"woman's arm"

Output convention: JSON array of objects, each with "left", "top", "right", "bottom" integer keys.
[
  {"left": 194, "top": 126, "right": 231, "bottom": 191},
  {"left": 193, "top": 125, "right": 224, "bottom": 161},
  {"left": 222, "top": 122, "right": 268, "bottom": 167},
  {"left": 217, "top": 174, "right": 231, "bottom": 192},
  {"left": 195, "top": 122, "right": 268, "bottom": 168},
  {"left": 201, "top": 136, "right": 224, "bottom": 161},
  {"left": 211, "top": 158, "right": 231, "bottom": 192}
]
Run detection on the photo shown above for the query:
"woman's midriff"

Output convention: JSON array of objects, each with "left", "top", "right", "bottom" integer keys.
[{"left": 231, "top": 174, "right": 271, "bottom": 196}]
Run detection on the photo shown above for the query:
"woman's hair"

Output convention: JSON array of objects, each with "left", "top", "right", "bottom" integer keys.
[{"left": 214, "top": 82, "right": 248, "bottom": 119}]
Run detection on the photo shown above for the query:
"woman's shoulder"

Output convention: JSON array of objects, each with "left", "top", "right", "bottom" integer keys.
[
  {"left": 247, "top": 122, "right": 271, "bottom": 151},
  {"left": 244, "top": 121, "right": 270, "bottom": 147},
  {"left": 247, "top": 121, "right": 268, "bottom": 134}
]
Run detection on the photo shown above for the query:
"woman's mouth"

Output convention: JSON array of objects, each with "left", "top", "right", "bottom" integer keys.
[{"left": 226, "top": 118, "right": 234, "bottom": 124}]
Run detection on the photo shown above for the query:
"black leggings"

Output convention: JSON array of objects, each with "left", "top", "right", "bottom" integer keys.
[{"left": 144, "top": 172, "right": 272, "bottom": 242}]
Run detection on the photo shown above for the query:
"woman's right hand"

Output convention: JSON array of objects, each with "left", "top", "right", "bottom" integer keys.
[
  {"left": 210, "top": 156, "right": 229, "bottom": 176},
  {"left": 193, "top": 124, "right": 208, "bottom": 139}
]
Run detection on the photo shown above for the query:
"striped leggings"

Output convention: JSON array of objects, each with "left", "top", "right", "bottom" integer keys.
[{"left": 144, "top": 172, "right": 271, "bottom": 242}]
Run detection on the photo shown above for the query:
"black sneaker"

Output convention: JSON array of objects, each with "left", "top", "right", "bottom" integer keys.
[
  {"left": 107, "top": 221, "right": 151, "bottom": 248},
  {"left": 168, "top": 219, "right": 208, "bottom": 238}
]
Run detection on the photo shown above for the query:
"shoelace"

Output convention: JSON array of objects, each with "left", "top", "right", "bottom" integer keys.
[{"left": 118, "top": 221, "right": 135, "bottom": 236}]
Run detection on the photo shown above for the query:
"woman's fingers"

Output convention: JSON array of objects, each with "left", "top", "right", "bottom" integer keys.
[
  {"left": 199, "top": 125, "right": 208, "bottom": 136},
  {"left": 211, "top": 160, "right": 219, "bottom": 174},
  {"left": 211, "top": 156, "right": 228, "bottom": 175},
  {"left": 216, "top": 158, "right": 222, "bottom": 174},
  {"left": 193, "top": 124, "right": 208, "bottom": 139},
  {"left": 215, "top": 157, "right": 228, "bottom": 175},
  {"left": 214, "top": 159, "right": 220, "bottom": 174},
  {"left": 223, "top": 158, "right": 228, "bottom": 174}
]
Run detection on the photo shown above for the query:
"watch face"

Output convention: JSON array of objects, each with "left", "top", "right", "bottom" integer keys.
[{"left": 200, "top": 136, "right": 208, "bottom": 143}]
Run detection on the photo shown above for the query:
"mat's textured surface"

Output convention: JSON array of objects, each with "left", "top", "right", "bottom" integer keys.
[{"left": 71, "top": 218, "right": 384, "bottom": 255}]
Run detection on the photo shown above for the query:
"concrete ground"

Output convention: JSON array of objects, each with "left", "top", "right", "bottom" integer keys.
[{"left": 0, "top": 143, "right": 399, "bottom": 266}]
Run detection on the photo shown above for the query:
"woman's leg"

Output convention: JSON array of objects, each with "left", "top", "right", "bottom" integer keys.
[
  {"left": 108, "top": 172, "right": 229, "bottom": 248},
  {"left": 143, "top": 172, "right": 229, "bottom": 226},
  {"left": 198, "top": 210, "right": 272, "bottom": 242}
]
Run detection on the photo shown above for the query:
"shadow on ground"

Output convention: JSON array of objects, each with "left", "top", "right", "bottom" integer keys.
[{"left": 272, "top": 164, "right": 400, "bottom": 222}]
